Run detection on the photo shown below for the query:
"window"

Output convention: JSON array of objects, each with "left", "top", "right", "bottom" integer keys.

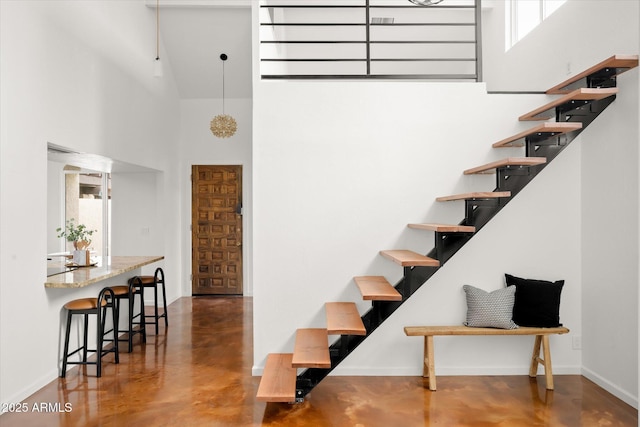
[
  {"left": 507, "top": 0, "right": 566, "bottom": 49},
  {"left": 62, "top": 168, "right": 111, "bottom": 257}
]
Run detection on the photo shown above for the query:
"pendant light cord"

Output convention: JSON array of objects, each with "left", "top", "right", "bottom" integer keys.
[
  {"left": 222, "top": 56, "right": 226, "bottom": 114},
  {"left": 156, "top": 0, "right": 160, "bottom": 61}
]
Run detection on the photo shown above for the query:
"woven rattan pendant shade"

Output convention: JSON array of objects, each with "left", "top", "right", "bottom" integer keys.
[{"left": 210, "top": 53, "right": 237, "bottom": 138}]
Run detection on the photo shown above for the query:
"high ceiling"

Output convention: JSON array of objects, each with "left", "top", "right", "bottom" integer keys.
[{"left": 156, "top": 2, "right": 253, "bottom": 99}]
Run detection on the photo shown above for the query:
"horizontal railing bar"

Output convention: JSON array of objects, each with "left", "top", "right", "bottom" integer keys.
[
  {"left": 261, "top": 74, "right": 478, "bottom": 80},
  {"left": 261, "top": 4, "right": 364, "bottom": 7},
  {"left": 261, "top": 40, "right": 364, "bottom": 44},
  {"left": 261, "top": 58, "right": 476, "bottom": 62},
  {"left": 374, "top": 58, "right": 476, "bottom": 62},
  {"left": 371, "top": 23, "right": 475, "bottom": 26},
  {"left": 261, "top": 23, "right": 364, "bottom": 26},
  {"left": 261, "top": 58, "right": 367, "bottom": 62},
  {"left": 261, "top": 40, "right": 476, "bottom": 44},
  {"left": 487, "top": 91, "right": 547, "bottom": 94},
  {"left": 261, "top": 23, "right": 475, "bottom": 26},
  {"left": 260, "top": 4, "right": 475, "bottom": 8},
  {"left": 373, "top": 4, "right": 474, "bottom": 7},
  {"left": 375, "top": 41, "right": 477, "bottom": 44}
]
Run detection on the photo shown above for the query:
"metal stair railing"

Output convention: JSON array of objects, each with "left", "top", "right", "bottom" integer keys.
[{"left": 259, "top": 0, "right": 482, "bottom": 81}]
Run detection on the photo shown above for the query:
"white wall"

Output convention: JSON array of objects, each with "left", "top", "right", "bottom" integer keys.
[
  {"left": 47, "top": 162, "right": 65, "bottom": 254},
  {"left": 0, "top": 1, "right": 181, "bottom": 404},
  {"left": 483, "top": 0, "right": 639, "bottom": 92},
  {"left": 110, "top": 171, "right": 169, "bottom": 292},
  {"left": 179, "top": 98, "right": 253, "bottom": 296},
  {"left": 252, "top": 81, "right": 582, "bottom": 376},
  {"left": 252, "top": 0, "right": 639, "bottom": 408},
  {"left": 483, "top": 0, "right": 640, "bottom": 408},
  {"left": 581, "top": 70, "right": 639, "bottom": 407}
]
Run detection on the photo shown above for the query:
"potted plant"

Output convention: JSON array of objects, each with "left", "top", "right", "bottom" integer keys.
[{"left": 56, "top": 219, "right": 97, "bottom": 264}]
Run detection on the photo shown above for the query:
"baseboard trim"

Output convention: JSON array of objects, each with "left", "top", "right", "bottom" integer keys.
[
  {"left": 581, "top": 366, "right": 638, "bottom": 409},
  {"left": 1, "top": 369, "right": 59, "bottom": 408},
  {"left": 331, "top": 365, "right": 581, "bottom": 376},
  {"left": 252, "top": 365, "right": 581, "bottom": 377}
]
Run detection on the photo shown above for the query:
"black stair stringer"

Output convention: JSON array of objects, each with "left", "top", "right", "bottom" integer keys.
[
  {"left": 294, "top": 92, "right": 618, "bottom": 402},
  {"left": 294, "top": 265, "right": 439, "bottom": 400},
  {"left": 467, "top": 94, "right": 616, "bottom": 232}
]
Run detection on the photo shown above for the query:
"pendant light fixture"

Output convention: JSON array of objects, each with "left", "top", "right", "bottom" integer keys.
[
  {"left": 408, "top": 0, "right": 443, "bottom": 5},
  {"left": 210, "top": 53, "right": 237, "bottom": 138},
  {"left": 153, "top": 0, "right": 163, "bottom": 77}
]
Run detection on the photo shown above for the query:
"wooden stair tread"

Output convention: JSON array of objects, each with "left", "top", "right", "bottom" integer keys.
[
  {"left": 492, "top": 122, "right": 583, "bottom": 148},
  {"left": 464, "top": 157, "right": 546, "bottom": 175},
  {"left": 436, "top": 191, "right": 511, "bottom": 202},
  {"left": 519, "top": 88, "right": 618, "bottom": 121},
  {"left": 292, "top": 328, "right": 331, "bottom": 368},
  {"left": 256, "top": 353, "right": 297, "bottom": 402},
  {"left": 547, "top": 54, "right": 639, "bottom": 94},
  {"left": 408, "top": 223, "right": 476, "bottom": 233},
  {"left": 380, "top": 250, "right": 440, "bottom": 267},
  {"left": 325, "top": 302, "right": 366, "bottom": 336},
  {"left": 354, "top": 276, "right": 402, "bottom": 301}
]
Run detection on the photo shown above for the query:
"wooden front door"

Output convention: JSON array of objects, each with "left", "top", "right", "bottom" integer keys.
[{"left": 191, "top": 165, "right": 243, "bottom": 295}]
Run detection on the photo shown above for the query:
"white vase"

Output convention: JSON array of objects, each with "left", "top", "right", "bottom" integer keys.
[{"left": 72, "top": 250, "right": 90, "bottom": 266}]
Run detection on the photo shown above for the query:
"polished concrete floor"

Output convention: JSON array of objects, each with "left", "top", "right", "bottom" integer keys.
[{"left": 1, "top": 297, "right": 637, "bottom": 426}]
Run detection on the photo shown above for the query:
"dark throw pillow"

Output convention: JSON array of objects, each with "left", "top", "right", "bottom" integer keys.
[
  {"left": 463, "top": 284, "right": 518, "bottom": 329},
  {"left": 505, "top": 274, "right": 564, "bottom": 328}
]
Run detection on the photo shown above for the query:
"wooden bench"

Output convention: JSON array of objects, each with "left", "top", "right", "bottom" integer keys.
[{"left": 404, "top": 325, "right": 570, "bottom": 391}]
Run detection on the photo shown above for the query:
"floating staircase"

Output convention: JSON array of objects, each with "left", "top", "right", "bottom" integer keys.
[{"left": 256, "top": 55, "right": 638, "bottom": 403}]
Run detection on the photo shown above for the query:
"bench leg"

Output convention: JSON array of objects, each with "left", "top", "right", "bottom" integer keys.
[
  {"left": 423, "top": 336, "right": 436, "bottom": 391},
  {"left": 542, "top": 335, "right": 554, "bottom": 390},
  {"left": 529, "top": 335, "right": 554, "bottom": 390},
  {"left": 529, "top": 335, "right": 542, "bottom": 378}
]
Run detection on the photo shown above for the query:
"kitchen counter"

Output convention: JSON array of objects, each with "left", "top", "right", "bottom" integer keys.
[{"left": 45, "top": 255, "right": 164, "bottom": 288}]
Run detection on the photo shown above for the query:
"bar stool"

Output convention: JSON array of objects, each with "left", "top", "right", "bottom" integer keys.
[
  {"left": 138, "top": 267, "right": 168, "bottom": 334},
  {"left": 111, "top": 277, "right": 146, "bottom": 353},
  {"left": 61, "top": 287, "right": 119, "bottom": 378}
]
